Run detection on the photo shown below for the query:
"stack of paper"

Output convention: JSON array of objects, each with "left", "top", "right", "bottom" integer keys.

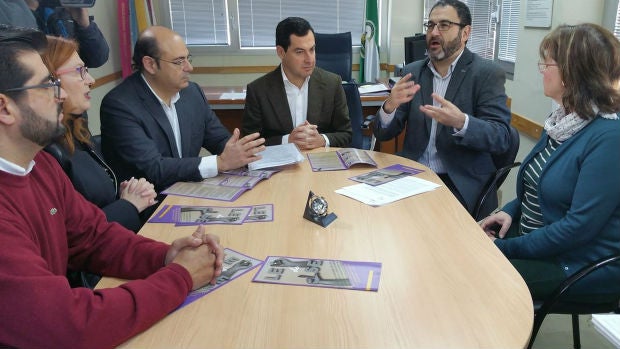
[
  {"left": 249, "top": 143, "right": 305, "bottom": 170},
  {"left": 592, "top": 314, "right": 620, "bottom": 348}
]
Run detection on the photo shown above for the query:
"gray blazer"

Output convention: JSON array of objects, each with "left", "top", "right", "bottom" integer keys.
[
  {"left": 374, "top": 48, "right": 511, "bottom": 213},
  {"left": 242, "top": 66, "right": 352, "bottom": 147},
  {"left": 101, "top": 72, "right": 231, "bottom": 192}
]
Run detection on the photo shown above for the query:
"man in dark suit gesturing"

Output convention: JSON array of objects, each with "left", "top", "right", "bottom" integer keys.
[
  {"left": 375, "top": 0, "right": 511, "bottom": 217},
  {"left": 101, "top": 26, "right": 265, "bottom": 192},
  {"left": 242, "top": 17, "right": 352, "bottom": 150}
]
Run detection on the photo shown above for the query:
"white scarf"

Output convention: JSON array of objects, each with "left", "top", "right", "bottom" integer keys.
[{"left": 544, "top": 106, "right": 618, "bottom": 142}]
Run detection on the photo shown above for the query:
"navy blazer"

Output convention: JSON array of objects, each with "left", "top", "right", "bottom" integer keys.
[
  {"left": 101, "top": 73, "right": 231, "bottom": 192},
  {"left": 242, "top": 65, "right": 352, "bottom": 147},
  {"left": 374, "top": 49, "right": 511, "bottom": 213}
]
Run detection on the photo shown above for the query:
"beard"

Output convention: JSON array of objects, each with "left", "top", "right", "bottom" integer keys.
[
  {"left": 428, "top": 29, "right": 463, "bottom": 61},
  {"left": 19, "top": 102, "right": 66, "bottom": 147}
]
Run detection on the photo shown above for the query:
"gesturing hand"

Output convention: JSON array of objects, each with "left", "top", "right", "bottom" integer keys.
[
  {"left": 419, "top": 93, "right": 467, "bottom": 129},
  {"left": 383, "top": 73, "right": 421, "bottom": 114},
  {"left": 217, "top": 128, "right": 266, "bottom": 171}
]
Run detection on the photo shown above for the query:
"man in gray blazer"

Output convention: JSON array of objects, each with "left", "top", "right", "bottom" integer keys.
[
  {"left": 375, "top": 0, "right": 511, "bottom": 217},
  {"left": 242, "top": 17, "right": 352, "bottom": 149},
  {"left": 101, "top": 26, "right": 265, "bottom": 192}
]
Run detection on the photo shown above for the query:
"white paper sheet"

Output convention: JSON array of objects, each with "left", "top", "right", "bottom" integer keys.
[
  {"left": 335, "top": 176, "right": 441, "bottom": 206},
  {"left": 248, "top": 143, "right": 305, "bottom": 170}
]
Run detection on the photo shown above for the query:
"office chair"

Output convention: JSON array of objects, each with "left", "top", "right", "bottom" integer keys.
[
  {"left": 315, "top": 32, "right": 353, "bottom": 82},
  {"left": 342, "top": 82, "right": 374, "bottom": 149},
  {"left": 527, "top": 253, "right": 620, "bottom": 349},
  {"left": 473, "top": 125, "right": 521, "bottom": 220}
]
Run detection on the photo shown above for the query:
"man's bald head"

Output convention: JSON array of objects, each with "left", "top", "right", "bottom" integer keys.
[{"left": 132, "top": 25, "right": 185, "bottom": 73}]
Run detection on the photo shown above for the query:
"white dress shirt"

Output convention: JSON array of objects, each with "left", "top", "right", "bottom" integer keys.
[
  {"left": 142, "top": 75, "right": 218, "bottom": 178},
  {"left": 280, "top": 68, "right": 330, "bottom": 146}
]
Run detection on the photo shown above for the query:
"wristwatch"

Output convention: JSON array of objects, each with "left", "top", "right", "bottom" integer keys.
[{"left": 309, "top": 195, "right": 328, "bottom": 217}]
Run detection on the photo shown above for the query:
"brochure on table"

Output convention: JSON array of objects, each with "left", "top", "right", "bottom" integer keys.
[
  {"left": 161, "top": 169, "right": 278, "bottom": 201},
  {"left": 349, "top": 164, "right": 424, "bottom": 186},
  {"left": 307, "top": 148, "right": 377, "bottom": 171},
  {"left": 253, "top": 256, "right": 382, "bottom": 291},
  {"left": 149, "top": 204, "right": 274, "bottom": 225},
  {"left": 176, "top": 248, "right": 262, "bottom": 310}
]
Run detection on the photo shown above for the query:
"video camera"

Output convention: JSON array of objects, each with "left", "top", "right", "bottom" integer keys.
[{"left": 39, "top": 0, "right": 96, "bottom": 8}]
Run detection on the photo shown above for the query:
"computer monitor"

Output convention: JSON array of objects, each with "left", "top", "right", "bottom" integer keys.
[{"left": 404, "top": 34, "right": 427, "bottom": 64}]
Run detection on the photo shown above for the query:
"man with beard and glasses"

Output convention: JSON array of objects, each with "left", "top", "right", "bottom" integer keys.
[
  {"left": 374, "top": 0, "right": 511, "bottom": 218},
  {"left": 0, "top": 25, "right": 224, "bottom": 349}
]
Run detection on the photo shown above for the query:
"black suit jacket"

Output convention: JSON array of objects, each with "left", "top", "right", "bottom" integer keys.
[
  {"left": 100, "top": 73, "right": 231, "bottom": 191},
  {"left": 45, "top": 140, "right": 142, "bottom": 232},
  {"left": 374, "top": 49, "right": 511, "bottom": 213},
  {"left": 242, "top": 66, "right": 352, "bottom": 147}
]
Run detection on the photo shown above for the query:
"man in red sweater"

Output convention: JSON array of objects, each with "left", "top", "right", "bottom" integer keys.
[{"left": 0, "top": 25, "right": 224, "bottom": 349}]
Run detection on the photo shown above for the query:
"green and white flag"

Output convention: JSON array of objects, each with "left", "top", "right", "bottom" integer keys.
[{"left": 360, "top": 0, "right": 380, "bottom": 83}]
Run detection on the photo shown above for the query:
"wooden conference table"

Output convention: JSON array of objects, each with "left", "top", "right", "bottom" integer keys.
[{"left": 99, "top": 149, "right": 533, "bottom": 348}]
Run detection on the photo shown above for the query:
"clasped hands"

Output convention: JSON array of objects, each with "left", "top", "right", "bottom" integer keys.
[
  {"left": 119, "top": 177, "right": 158, "bottom": 213},
  {"left": 165, "top": 225, "right": 225, "bottom": 290},
  {"left": 289, "top": 121, "right": 325, "bottom": 150},
  {"left": 384, "top": 73, "right": 466, "bottom": 130}
]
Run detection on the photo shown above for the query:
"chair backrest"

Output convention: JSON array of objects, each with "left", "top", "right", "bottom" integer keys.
[
  {"left": 492, "top": 125, "right": 520, "bottom": 173},
  {"left": 342, "top": 82, "right": 364, "bottom": 149},
  {"left": 527, "top": 253, "right": 620, "bottom": 349},
  {"left": 315, "top": 32, "right": 352, "bottom": 82},
  {"left": 473, "top": 125, "right": 521, "bottom": 220}
]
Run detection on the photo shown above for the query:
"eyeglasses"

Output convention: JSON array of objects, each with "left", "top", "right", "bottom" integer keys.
[
  {"left": 423, "top": 20, "right": 466, "bottom": 32},
  {"left": 55, "top": 66, "right": 89, "bottom": 80},
  {"left": 538, "top": 62, "right": 558, "bottom": 73},
  {"left": 1, "top": 75, "right": 62, "bottom": 100},
  {"left": 157, "top": 55, "right": 193, "bottom": 67}
]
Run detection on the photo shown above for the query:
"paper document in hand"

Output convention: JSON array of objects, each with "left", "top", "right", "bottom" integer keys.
[
  {"left": 335, "top": 176, "right": 441, "bottom": 206},
  {"left": 248, "top": 143, "right": 305, "bottom": 170}
]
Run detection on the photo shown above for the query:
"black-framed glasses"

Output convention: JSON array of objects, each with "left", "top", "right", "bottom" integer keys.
[
  {"left": 423, "top": 20, "right": 466, "bottom": 32},
  {"left": 157, "top": 55, "right": 193, "bottom": 67},
  {"left": 537, "top": 62, "right": 558, "bottom": 73},
  {"left": 56, "top": 65, "right": 89, "bottom": 80},
  {"left": 1, "top": 76, "right": 62, "bottom": 99}
]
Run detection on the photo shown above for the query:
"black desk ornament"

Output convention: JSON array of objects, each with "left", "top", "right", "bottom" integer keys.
[{"left": 303, "top": 191, "right": 337, "bottom": 227}]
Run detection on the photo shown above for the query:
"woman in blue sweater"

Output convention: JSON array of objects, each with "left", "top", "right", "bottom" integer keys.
[{"left": 480, "top": 23, "right": 620, "bottom": 299}]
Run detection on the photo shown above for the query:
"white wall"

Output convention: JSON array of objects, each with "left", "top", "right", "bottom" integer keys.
[{"left": 89, "top": 0, "right": 610, "bottom": 206}]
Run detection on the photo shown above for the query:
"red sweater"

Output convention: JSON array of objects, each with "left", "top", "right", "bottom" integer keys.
[{"left": 0, "top": 152, "right": 193, "bottom": 349}]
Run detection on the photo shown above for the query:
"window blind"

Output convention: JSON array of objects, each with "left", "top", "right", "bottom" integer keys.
[
  {"left": 169, "top": 0, "right": 229, "bottom": 46},
  {"left": 237, "top": 0, "right": 365, "bottom": 48}
]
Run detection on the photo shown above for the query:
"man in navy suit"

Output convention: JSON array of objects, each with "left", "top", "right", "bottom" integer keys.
[
  {"left": 375, "top": 0, "right": 511, "bottom": 217},
  {"left": 242, "top": 17, "right": 351, "bottom": 150},
  {"left": 101, "top": 26, "right": 265, "bottom": 192}
]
